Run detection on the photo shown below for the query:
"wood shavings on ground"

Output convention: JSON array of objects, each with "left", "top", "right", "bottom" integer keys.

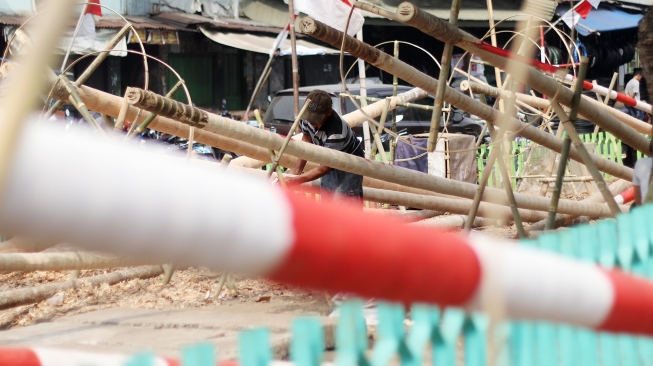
[{"left": 0, "top": 267, "right": 329, "bottom": 330}]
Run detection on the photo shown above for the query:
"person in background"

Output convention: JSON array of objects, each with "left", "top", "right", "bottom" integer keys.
[
  {"left": 284, "top": 89, "right": 364, "bottom": 205},
  {"left": 625, "top": 69, "right": 644, "bottom": 120},
  {"left": 632, "top": 155, "right": 653, "bottom": 206}
]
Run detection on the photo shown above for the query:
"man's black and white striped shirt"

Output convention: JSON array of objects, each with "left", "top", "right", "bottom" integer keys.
[{"left": 299, "top": 110, "right": 363, "bottom": 157}]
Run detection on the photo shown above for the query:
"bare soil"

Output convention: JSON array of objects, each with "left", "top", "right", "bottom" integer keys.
[{"left": 0, "top": 266, "right": 330, "bottom": 330}]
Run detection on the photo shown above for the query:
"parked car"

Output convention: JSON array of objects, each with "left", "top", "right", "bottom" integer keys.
[{"left": 262, "top": 84, "right": 486, "bottom": 139}]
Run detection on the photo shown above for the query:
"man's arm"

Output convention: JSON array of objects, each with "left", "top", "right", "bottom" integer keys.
[
  {"left": 284, "top": 133, "right": 332, "bottom": 185},
  {"left": 286, "top": 133, "right": 311, "bottom": 175}
]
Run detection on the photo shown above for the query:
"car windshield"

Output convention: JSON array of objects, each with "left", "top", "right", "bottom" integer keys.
[{"left": 263, "top": 94, "right": 343, "bottom": 123}]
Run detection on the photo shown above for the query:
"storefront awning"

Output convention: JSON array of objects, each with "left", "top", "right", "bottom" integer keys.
[
  {"left": 555, "top": 5, "right": 644, "bottom": 36},
  {"left": 199, "top": 27, "right": 340, "bottom": 56}
]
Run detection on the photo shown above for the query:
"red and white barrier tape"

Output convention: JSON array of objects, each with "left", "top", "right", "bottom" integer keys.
[
  {"left": 563, "top": 74, "right": 653, "bottom": 114},
  {"left": 2, "top": 123, "right": 653, "bottom": 336},
  {"left": 0, "top": 347, "right": 173, "bottom": 366},
  {"left": 0, "top": 347, "right": 244, "bottom": 366},
  {"left": 615, "top": 187, "right": 635, "bottom": 205}
]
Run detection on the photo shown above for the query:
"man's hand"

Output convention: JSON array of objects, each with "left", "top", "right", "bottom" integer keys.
[{"left": 282, "top": 174, "right": 306, "bottom": 186}]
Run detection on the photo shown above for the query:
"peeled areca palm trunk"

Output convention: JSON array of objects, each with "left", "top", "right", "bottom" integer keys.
[
  {"left": 230, "top": 87, "right": 428, "bottom": 168},
  {"left": 207, "top": 155, "right": 554, "bottom": 223},
  {"left": 392, "top": 2, "right": 651, "bottom": 157},
  {"left": 124, "top": 87, "right": 618, "bottom": 218},
  {"left": 44, "top": 76, "right": 471, "bottom": 207},
  {"left": 298, "top": 17, "right": 633, "bottom": 182}
]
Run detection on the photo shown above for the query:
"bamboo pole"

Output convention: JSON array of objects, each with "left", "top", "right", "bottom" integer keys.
[
  {"left": 391, "top": 40, "right": 399, "bottom": 164},
  {"left": 464, "top": 17, "right": 532, "bottom": 235},
  {"left": 124, "top": 87, "right": 618, "bottom": 217},
  {"left": 0, "top": 265, "right": 164, "bottom": 311},
  {"left": 369, "top": 98, "right": 391, "bottom": 161},
  {"left": 114, "top": 93, "right": 130, "bottom": 132},
  {"left": 538, "top": 176, "right": 592, "bottom": 183},
  {"left": 364, "top": 209, "right": 444, "bottom": 222},
  {"left": 545, "top": 136, "right": 571, "bottom": 229},
  {"left": 362, "top": 187, "right": 548, "bottom": 222},
  {"left": 496, "top": 147, "right": 526, "bottom": 238},
  {"left": 244, "top": 21, "right": 287, "bottom": 121},
  {"left": 427, "top": 0, "right": 461, "bottom": 152},
  {"left": 465, "top": 128, "right": 505, "bottom": 231},
  {"left": 486, "top": 0, "right": 503, "bottom": 94},
  {"left": 357, "top": 31, "right": 372, "bottom": 159},
  {"left": 393, "top": 3, "right": 652, "bottom": 156},
  {"left": 57, "top": 73, "right": 105, "bottom": 133},
  {"left": 340, "top": 94, "right": 434, "bottom": 111},
  {"left": 546, "top": 58, "right": 589, "bottom": 229},
  {"left": 412, "top": 215, "right": 496, "bottom": 229},
  {"left": 298, "top": 17, "right": 632, "bottom": 181},
  {"left": 550, "top": 101, "right": 621, "bottom": 216},
  {"left": 14, "top": 29, "right": 104, "bottom": 134},
  {"left": 0, "top": 252, "right": 158, "bottom": 273},
  {"left": 526, "top": 179, "right": 631, "bottom": 235},
  {"left": 61, "top": 2, "right": 89, "bottom": 72},
  {"left": 594, "top": 72, "right": 619, "bottom": 134},
  {"left": 214, "top": 272, "right": 228, "bottom": 299},
  {"left": 604, "top": 73, "right": 618, "bottom": 106},
  {"left": 538, "top": 113, "right": 566, "bottom": 196},
  {"left": 540, "top": 78, "right": 584, "bottom": 199},
  {"left": 234, "top": 163, "right": 551, "bottom": 222},
  {"left": 46, "top": 24, "right": 132, "bottom": 119},
  {"left": 460, "top": 80, "right": 652, "bottom": 136},
  {"left": 288, "top": 0, "right": 300, "bottom": 117},
  {"left": 268, "top": 99, "right": 311, "bottom": 176},
  {"left": 254, "top": 109, "right": 286, "bottom": 187}
]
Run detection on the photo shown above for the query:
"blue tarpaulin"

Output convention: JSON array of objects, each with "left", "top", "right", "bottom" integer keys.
[{"left": 555, "top": 5, "right": 643, "bottom": 36}]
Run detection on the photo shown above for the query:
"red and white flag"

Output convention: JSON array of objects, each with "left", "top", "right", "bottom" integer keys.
[
  {"left": 269, "top": 14, "right": 297, "bottom": 57},
  {"left": 293, "top": 0, "right": 364, "bottom": 36},
  {"left": 78, "top": 0, "right": 102, "bottom": 39},
  {"left": 561, "top": 0, "right": 600, "bottom": 28},
  {"left": 86, "top": 0, "right": 103, "bottom": 16}
]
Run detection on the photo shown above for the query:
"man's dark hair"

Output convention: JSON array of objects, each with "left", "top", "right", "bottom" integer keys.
[
  {"left": 634, "top": 68, "right": 643, "bottom": 76},
  {"left": 306, "top": 89, "right": 332, "bottom": 113}
]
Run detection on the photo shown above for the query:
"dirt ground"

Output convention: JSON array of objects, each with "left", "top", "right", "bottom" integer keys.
[{"left": 0, "top": 266, "right": 331, "bottom": 330}]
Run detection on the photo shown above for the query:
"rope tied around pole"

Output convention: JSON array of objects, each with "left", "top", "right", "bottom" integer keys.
[{"left": 125, "top": 87, "right": 208, "bottom": 127}]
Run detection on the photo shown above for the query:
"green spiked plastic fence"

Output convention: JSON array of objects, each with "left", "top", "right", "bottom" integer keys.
[{"left": 477, "top": 132, "right": 628, "bottom": 188}]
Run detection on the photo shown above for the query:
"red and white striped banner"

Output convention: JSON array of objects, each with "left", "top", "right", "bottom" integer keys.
[
  {"left": 1, "top": 123, "right": 653, "bottom": 336},
  {"left": 615, "top": 187, "right": 635, "bottom": 205},
  {"left": 0, "top": 347, "right": 243, "bottom": 366},
  {"left": 0, "top": 347, "right": 172, "bottom": 366},
  {"left": 563, "top": 74, "right": 653, "bottom": 114}
]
